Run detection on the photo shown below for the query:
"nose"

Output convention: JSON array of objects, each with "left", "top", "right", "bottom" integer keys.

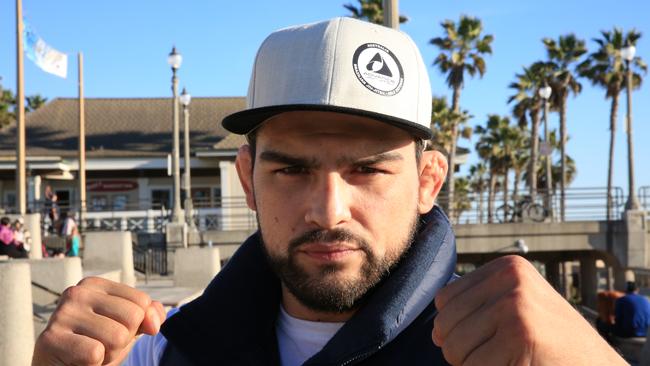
[{"left": 304, "top": 172, "right": 352, "bottom": 229}]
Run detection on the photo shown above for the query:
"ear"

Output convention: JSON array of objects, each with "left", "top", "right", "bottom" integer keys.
[
  {"left": 417, "top": 150, "right": 448, "bottom": 214},
  {"left": 235, "top": 144, "right": 257, "bottom": 211}
]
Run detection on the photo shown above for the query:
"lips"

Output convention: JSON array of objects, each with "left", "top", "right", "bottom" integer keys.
[{"left": 297, "top": 243, "right": 362, "bottom": 262}]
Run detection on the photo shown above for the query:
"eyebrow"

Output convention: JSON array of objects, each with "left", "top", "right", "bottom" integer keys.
[
  {"left": 259, "top": 150, "right": 320, "bottom": 168},
  {"left": 258, "top": 149, "right": 403, "bottom": 168}
]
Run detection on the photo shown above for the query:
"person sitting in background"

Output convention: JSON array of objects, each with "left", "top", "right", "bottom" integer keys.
[
  {"left": 12, "top": 218, "right": 31, "bottom": 253},
  {"left": 596, "top": 290, "right": 625, "bottom": 343},
  {"left": 0, "top": 216, "right": 27, "bottom": 258},
  {"left": 614, "top": 282, "right": 650, "bottom": 338}
]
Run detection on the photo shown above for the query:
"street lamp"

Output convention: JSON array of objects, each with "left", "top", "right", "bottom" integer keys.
[
  {"left": 621, "top": 44, "right": 641, "bottom": 211},
  {"left": 538, "top": 83, "right": 553, "bottom": 221},
  {"left": 514, "top": 239, "right": 529, "bottom": 255},
  {"left": 179, "top": 87, "right": 195, "bottom": 228},
  {"left": 168, "top": 46, "right": 183, "bottom": 223}
]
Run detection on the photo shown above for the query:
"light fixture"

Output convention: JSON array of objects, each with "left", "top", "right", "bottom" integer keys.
[
  {"left": 621, "top": 45, "right": 637, "bottom": 62},
  {"left": 167, "top": 46, "right": 183, "bottom": 70},
  {"left": 538, "top": 84, "right": 552, "bottom": 100},
  {"left": 180, "top": 87, "right": 191, "bottom": 107}
]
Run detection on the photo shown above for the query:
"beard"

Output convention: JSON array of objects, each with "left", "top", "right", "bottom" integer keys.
[{"left": 261, "top": 213, "right": 419, "bottom": 314}]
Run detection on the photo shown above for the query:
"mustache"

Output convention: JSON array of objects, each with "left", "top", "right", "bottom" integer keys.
[{"left": 288, "top": 228, "right": 371, "bottom": 252}]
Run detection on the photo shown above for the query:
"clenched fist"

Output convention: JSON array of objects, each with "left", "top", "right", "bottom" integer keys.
[
  {"left": 32, "top": 277, "right": 165, "bottom": 366},
  {"left": 432, "top": 255, "right": 626, "bottom": 365}
]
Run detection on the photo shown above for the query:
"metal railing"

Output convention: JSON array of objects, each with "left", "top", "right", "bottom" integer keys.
[
  {"left": 640, "top": 186, "right": 650, "bottom": 212},
  {"left": 436, "top": 187, "right": 626, "bottom": 224},
  {"left": 133, "top": 244, "right": 168, "bottom": 281}
]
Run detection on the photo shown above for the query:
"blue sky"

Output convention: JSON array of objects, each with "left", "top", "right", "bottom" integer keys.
[{"left": 1, "top": 0, "right": 649, "bottom": 196}]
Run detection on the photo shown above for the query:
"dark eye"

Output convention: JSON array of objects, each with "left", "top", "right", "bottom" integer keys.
[
  {"left": 355, "top": 166, "right": 381, "bottom": 174},
  {"left": 277, "top": 166, "right": 308, "bottom": 175}
]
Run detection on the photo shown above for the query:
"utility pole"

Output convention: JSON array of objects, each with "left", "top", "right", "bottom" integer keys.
[
  {"left": 78, "top": 53, "right": 86, "bottom": 230},
  {"left": 15, "top": 0, "right": 26, "bottom": 216},
  {"left": 383, "top": 0, "right": 399, "bottom": 30}
]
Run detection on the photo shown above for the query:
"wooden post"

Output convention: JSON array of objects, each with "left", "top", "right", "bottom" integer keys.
[
  {"left": 15, "top": 0, "right": 26, "bottom": 215},
  {"left": 78, "top": 53, "right": 87, "bottom": 230}
]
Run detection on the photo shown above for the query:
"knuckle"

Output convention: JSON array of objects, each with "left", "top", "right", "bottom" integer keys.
[
  {"left": 78, "top": 276, "right": 103, "bottom": 287},
  {"left": 61, "top": 285, "right": 86, "bottom": 303},
  {"left": 124, "top": 305, "right": 146, "bottom": 330},
  {"left": 107, "top": 324, "right": 131, "bottom": 350},
  {"left": 83, "top": 341, "right": 106, "bottom": 365}
]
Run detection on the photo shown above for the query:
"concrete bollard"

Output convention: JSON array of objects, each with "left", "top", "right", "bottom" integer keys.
[
  {"left": 83, "top": 231, "right": 136, "bottom": 287},
  {"left": 29, "top": 257, "right": 82, "bottom": 305},
  {"left": 174, "top": 246, "right": 221, "bottom": 288},
  {"left": 0, "top": 262, "right": 35, "bottom": 366}
]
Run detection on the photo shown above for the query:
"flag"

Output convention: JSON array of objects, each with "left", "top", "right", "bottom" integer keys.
[{"left": 23, "top": 20, "right": 68, "bottom": 78}]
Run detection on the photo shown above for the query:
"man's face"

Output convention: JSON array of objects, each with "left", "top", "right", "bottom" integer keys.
[{"left": 241, "top": 111, "right": 429, "bottom": 314}]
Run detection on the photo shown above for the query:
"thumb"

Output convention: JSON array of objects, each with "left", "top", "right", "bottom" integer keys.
[{"left": 138, "top": 301, "right": 165, "bottom": 335}]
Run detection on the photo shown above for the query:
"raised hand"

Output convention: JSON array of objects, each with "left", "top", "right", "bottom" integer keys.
[
  {"left": 32, "top": 277, "right": 165, "bottom": 366},
  {"left": 432, "top": 255, "right": 626, "bottom": 366}
]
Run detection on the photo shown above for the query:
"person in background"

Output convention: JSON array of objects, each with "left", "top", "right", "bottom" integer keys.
[
  {"left": 12, "top": 218, "right": 31, "bottom": 253},
  {"left": 60, "top": 211, "right": 80, "bottom": 257},
  {"left": 614, "top": 282, "right": 650, "bottom": 338},
  {"left": 0, "top": 216, "right": 27, "bottom": 258}
]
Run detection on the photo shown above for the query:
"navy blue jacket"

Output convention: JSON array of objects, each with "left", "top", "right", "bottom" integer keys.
[{"left": 160, "top": 206, "right": 456, "bottom": 365}]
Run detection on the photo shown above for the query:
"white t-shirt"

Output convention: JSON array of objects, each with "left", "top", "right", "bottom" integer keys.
[{"left": 275, "top": 306, "right": 345, "bottom": 366}]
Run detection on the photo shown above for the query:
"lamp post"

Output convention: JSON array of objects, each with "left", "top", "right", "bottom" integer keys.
[
  {"left": 167, "top": 47, "right": 183, "bottom": 223},
  {"left": 179, "top": 88, "right": 195, "bottom": 228},
  {"left": 621, "top": 44, "right": 641, "bottom": 211},
  {"left": 538, "top": 83, "right": 553, "bottom": 221}
]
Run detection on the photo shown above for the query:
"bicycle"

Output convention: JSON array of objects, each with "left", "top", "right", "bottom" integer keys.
[{"left": 495, "top": 196, "right": 547, "bottom": 223}]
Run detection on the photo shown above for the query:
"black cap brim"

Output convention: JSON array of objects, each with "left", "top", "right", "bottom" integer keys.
[{"left": 222, "top": 104, "right": 432, "bottom": 140}]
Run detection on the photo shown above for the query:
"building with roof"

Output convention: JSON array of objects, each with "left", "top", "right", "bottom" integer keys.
[{"left": 0, "top": 97, "right": 246, "bottom": 216}]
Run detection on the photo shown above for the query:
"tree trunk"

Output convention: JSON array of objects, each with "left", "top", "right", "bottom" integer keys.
[
  {"left": 513, "top": 170, "right": 521, "bottom": 207},
  {"left": 503, "top": 167, "right": 510, "bottom": 221},
  {"left": 607, "top": 93, "right": 619, "bottom": 220},
  {"left": 447, "top": 86, "right": 461, "bottom": 221},
  {"left": 559, "top": 93, "right": 568, "bottom": 222},
  {"left": 488, "top": 171, "right": 497, "bottom": 223},
  {"left": 478, "top": 185, "right": 484, "bottom": 224},
  {"left": 529, "top": 108, "right": 541, "bottom": 201}
]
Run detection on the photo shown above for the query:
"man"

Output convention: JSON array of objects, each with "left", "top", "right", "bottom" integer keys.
[
  {"left": 33, "top": 17, "right": 624, "bottom": 365},
  {"left": 614, "top": 282, "right": 650, "bottom": 338}
]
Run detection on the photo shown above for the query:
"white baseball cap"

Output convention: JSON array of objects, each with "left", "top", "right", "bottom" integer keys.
[{"left": 222, "top": 17, "right": 433, "bottom": 139}]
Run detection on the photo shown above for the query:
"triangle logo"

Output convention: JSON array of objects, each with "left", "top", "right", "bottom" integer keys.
[{"left": 365, "top": 53, "right": 393, "bottom": 77}]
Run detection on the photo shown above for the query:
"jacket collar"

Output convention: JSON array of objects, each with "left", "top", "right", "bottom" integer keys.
[{"left": 161, "top": 206, "right": 456, "bottom": 366}]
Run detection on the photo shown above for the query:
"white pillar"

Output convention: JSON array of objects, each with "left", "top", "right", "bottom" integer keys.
[
  {"left": 0, "top": 262, "right": 34, "bottom": 366},
  {"left": 138, "top": 178, "right": 149, "bottom": 210}
]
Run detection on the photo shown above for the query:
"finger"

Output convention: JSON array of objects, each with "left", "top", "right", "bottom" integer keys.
[
  {"left": 78, "top": 276, "right": 152, "bottom": 310},
  {"left": 462, "top": 326, "right": 534, "bottom": 366},
  {"left": 91, "top": 293, "right": 147, "bottom": 337},
  {"left": 435, "top": 256, "right": 528, "bottom": 311},
  {"left": 37, "top": 327, "right": 106, "bottom": 366},
  {"left": 436, "top": 298, "right": 500, "bottom": 365},
  {"left": 433, "top": 258, "right": 525, "bottom": 345},
  {"left": 137, "top": 304, "right": 162, "bottom": 335},
  {"left": 63, "top": 310, "right": 133, "bottom": 365},
  {"left": 153, "top": 300, "right": 167, "bottom": 324}
]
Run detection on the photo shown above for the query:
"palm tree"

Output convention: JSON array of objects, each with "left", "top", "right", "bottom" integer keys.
[
  {"left": 452, "top": 177, "right": 472, "bottom": 223},
  {"left": 523, "top": 130, "right": 577, "bottom": 194},
  {"left": 468, "top": 162, "right": 488, "bottom": 223},
  {"left": 430, "top": 15, "right": 493, "bottom": 219},
  {"left": 430, "top": 96, "right": 472, "bottom": 157},
  {"left": 578, "top": 28, "right": 647, "bottom": 219},
  {"left": 26, "top": 94, "right": 48, "bottom": 112},
  {"left": 543, "top": 34, "right": 586, "bottom": 221},
  {"left": 343, "top": 0, "right": 408, "bottom": 25},
  {"left": 475, "top": 115, "right": 511, "bottom": 223},
  {"left": 509, "top": 125, "right": 530, "bottom": 208},
  {"left": 508, "top": 61, "right": 556, "bottom": 203}
]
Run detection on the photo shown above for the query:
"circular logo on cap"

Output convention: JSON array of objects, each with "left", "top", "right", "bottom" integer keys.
[{"left": 352, "top": 43, "right": 404, "bottom": 96}]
